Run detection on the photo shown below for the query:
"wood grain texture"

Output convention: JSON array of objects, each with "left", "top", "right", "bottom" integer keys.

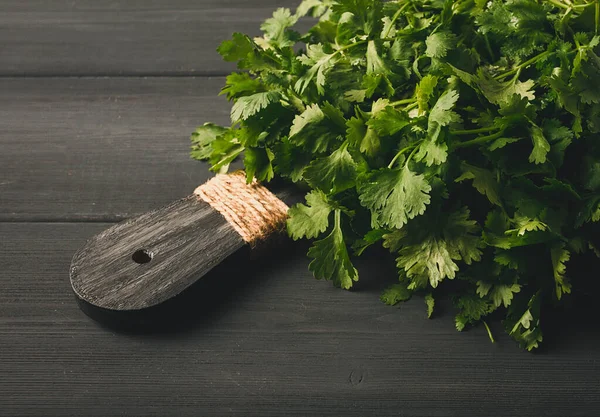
[
  {"left": 3, "top": 3, "right": 600, "bottom": 416},
  {"left": 70, "top": 196, "right": 244, "bottom": 310},
  {"left": 0, "top": 77, "right": 229, "bottom": 221},
  {"left": 1, "top": 223, "right": 600, "bottom": 417},
  {"left": 0, "top": 0, "right": 308, "bottom": 76}
]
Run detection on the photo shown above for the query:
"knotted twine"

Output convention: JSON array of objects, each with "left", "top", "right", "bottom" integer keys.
[{"left": 194, "top": 171, "right": 289, "bottom": 245}]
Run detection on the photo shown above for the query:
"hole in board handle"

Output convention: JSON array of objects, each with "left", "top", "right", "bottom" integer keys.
[{"left": 132, "top": 249, "right": 153, "bottom": 264}]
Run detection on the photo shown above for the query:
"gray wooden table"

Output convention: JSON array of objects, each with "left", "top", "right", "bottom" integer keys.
[{"left": 1, "top": 2, "right": 599, "bottom": 416}]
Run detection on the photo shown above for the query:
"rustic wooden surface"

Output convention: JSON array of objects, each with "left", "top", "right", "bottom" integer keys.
[
  {"left": 0, "top": 0, "right": 308, "bottom": 76},
  {"left": 1, "top": 1, "right": 600, "bottom": 416},
  {"left": 70, "top": 196, "right": 244, "bottom": 310}
]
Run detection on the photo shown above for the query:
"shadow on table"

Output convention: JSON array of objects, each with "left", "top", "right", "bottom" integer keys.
[
  {"left": 76, "top": 235, "right": 312, "bottom": 335},
  {"left": 76, "top": 238, "right": 600, "bottom": 353}
]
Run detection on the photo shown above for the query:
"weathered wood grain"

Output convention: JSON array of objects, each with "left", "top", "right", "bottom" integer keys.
[
  {"left": 70, "top": 196, "right": 244, "bottom": 310},
  {"left": 0, "top": 77, "right": 229, "bottom": 221},
  {"left": 0, "top": 0, "right": 308, "bottom": 76},
  {"left": 1, "top": 223, "right": 600, "bottom": 417},
  {"left": 3, "top": 4, "right": 600, "bottom": 416}
]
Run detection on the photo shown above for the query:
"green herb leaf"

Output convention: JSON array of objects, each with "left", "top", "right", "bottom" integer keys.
[
  {"left": 231, "top": 92, "right": 281, "bottom": 123},
  {"left": 303, "top": 143, "right": 358, "bottom": 194},
  {"left": 287, "top": 190, "right": 333, "bottom": 240},
  {"left": 308, "top": 210, "right": 359, "bottom": 289},
  {"left": 381, "top": 283, "right": 412, "bottom": 305},
  {"left": 190, "top": 123, "right": 228, "bottom": 161},
  {"left": 194, "top": 0, "right": 600, "bottom": 350},
  {"left": 358, "top": 166, "right": 431, "bottom": 229},
  {"left": 425, "top": 293, "right": 435, "bottom": 318}
]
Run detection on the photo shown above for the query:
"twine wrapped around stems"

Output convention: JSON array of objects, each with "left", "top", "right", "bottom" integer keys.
[{"left": 194, "top": 171, "right": 289, "bottom": 245}]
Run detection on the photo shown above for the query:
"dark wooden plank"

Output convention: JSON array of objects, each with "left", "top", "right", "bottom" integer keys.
[
  {"left": 1, "top": 222, "right": 600, "bottom": 417},
  {"left": 0, "top": 0, "right": 306, "bottom": 76},
  {"left": 0, "top": 77, "right": 230, "bottom": 221}
]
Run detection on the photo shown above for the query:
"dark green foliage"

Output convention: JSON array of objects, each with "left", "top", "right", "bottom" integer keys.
[{"left": 192, "top": 0, "right": 600, "bottom": 350}]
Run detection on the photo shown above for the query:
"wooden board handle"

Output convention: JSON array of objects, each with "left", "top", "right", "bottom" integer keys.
[{"left": 70, "top": 196, "right": 246, "bottom": 311}]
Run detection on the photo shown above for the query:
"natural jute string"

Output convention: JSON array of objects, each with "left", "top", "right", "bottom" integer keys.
[{"left": 194, "top": 171, "right": 289, "bottom": 245}]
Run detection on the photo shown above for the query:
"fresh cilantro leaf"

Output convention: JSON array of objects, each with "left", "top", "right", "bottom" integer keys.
[
  {"left": 344, "top": 108, "right": 377, "bottom": 157},
  {"left": 209, "top": 133, "right": 245, "bottom": 173},
  {"left": 396, "top": 237, "right": 459, "bottom": 288},
  {"left": 507, "top": 213, "right": 548, "bottom": 236},
  {"left": 190, "top": 123, "right": 228, "bottom": 161},
  {"left": 344, "top": 89, "right": 367, "bottom": 103},
  {"left": 244, "top": 147, "right": 274, "bottom": 182},
  {"left": 416, "top": 75, "right": 439, "bottom": 114},
  {"left": 260, "top": 8, "right": 298, "bottom": 48},
  {"left": 414, "top": 138, "right": 448, "bottom": 167},
  {"left": 231, "top": 92, "right": 281, "bottom": 123},
  {"left": 217, "top": 32, "right": 254, "bottom": 62},
  {"left": 385, "top": 207, "right": 483, "bottom": 288},
  {"left": 308, "top": 210, "right": 359, "bottom": 289},
  {"left": 220, "top": 73, "right": 264, "bottom": 101},
  {"left": 287, "top": 190, "right": 333, "bottom": 240},
  {"left": 331, "top": 0, "right": 384, "bottom": 37},
  {"left": 366, "top": 40, "right": 389, "bottom": 75},
  {"left": 550, "top": 243, "right": 571, "bottom": 300},
  {"left": 366, "top": 106, "right": 410, "bottom": 136},
  {"left": 488, "top": 137, "right": 523, "bottom": 151},
  {"left": 455, "top": 295, "right": 494, "bottom": 331},
  {"left": 289, "top": 103, "right": 325, "bottom": 138},
  {"left": 296, "top": 0, "right": 329, "bottom": 18},
  {"left": 303, "top": 143, "right": 357, "bottom": 194},
  {"left": 380, "top": 283, "right": 412, "bottom": 305},
  {"left": 528, "top": 123, "right": 550, "bottom": 165},
  {"left": 494, "top": 249, "right": 526, "bottom": 270},
  {"left": 542, "top": 118, "right": 574, "bottom": 143},
  {"left": 425, "top": 31, "right": 456, "bottom": 58},
  {"left": 414, "top": 90, "right": 460, "bottom": 165},
  {"left": 295, "top": 44, "right": 339, "bottom": 95},
  {"left": 428, "top": 90, "right": 461, "bottom": 142},
  {"left": 505, "top": 293, "right": 543, "bottom": 351},
  {"left": 358, "top": 166, "right": 432, "bottom": 229},
  {"left": 476, "top": 70, "right": 535, "bottom": 105},
  {"left": 352, "top": 228, "right": 388, "bottom": 256},
  {"left": 575, "top": 195, "right": 600, "bottom": 227},
  {"left": 455, "top": 163, "right": 502, "bottom": 206},
  {"left": 425, "top": 293, "right": 435, "bottom": 318},
  {"left": 476, "top": 281, "right": 521, "bottom": 308},
  {"left": 321, "top": 101, "right": 348, "bottom": 130},
  {"left": 381, "top": 16, "right": 398, "bottom": 39}
]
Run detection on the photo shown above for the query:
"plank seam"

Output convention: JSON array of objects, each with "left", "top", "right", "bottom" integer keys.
[
  {"left": 0, "top": 72, "right": 230, "bottom": 78},
  {"left": 0, "top": 218, "right": 121, "bottom": 224}
]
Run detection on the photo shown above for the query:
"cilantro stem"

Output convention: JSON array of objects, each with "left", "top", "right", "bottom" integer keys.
[
  {"left": 483, "top": 321, "right": 496, "bottom": 344},
  {"left": 382, "top": 1, "right": 410, "bottom": 39},
  {"left": 453, "top": 130, "right": 505, "bottom": 149},
  {"left": 594, "top": 0, "right": 600, "bottom": 35},
  {"left": 451, "top": 126, "right": 499, "bottom": 135},
  {"left": 390, "top": 97, "right": 417, "bottom": 106},
  {"left": 404, "top": 142, "right": 422, "bottom": 167},
  {"left": 335, "top": 40, "right": 367, "bottom": 54},
  {"left": 388, "top": 140, "right": 423, "bottom": 169},
  {"left": 547, "top": 0, "right": 570, "bottom": 9},
  {"left": 334, "top": 208, "right": 342, "bottom": 230},
  {"left": 404, "top": 102, "right": 418, "bottom": 112},
  {"left": 387, "top": 147, "right": 412, "bottom": 169},
  {"left": 494, "top": 51, "right": 552, "bottom": 80}
]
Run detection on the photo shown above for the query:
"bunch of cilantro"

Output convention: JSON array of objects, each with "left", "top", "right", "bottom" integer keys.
[{"left": 191, "top": 0, "right": 600, "bottom": 350}]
